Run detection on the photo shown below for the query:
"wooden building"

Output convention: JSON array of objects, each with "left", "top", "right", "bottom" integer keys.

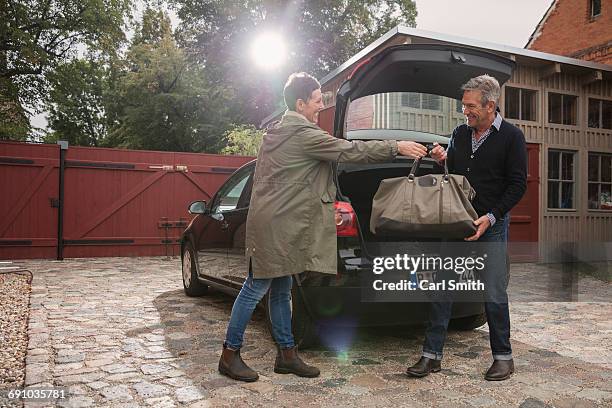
[{"left": 263, "top": 25, "right": 612, "bottom": 262}]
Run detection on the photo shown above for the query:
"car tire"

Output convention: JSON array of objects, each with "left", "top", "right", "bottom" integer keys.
[
  {"left": 449, "top": 313, "right": 487, "bottom": 330},
  {"left": 182, "top": 242, "right": 208, "bottom": 297},
  {"left": 264, "top": 283, "right": 318, "bottom": 349}
]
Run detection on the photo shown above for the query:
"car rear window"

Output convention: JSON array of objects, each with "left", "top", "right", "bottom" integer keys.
[{"left": 346, "top": 92, "right": 464, "bottom": 138}]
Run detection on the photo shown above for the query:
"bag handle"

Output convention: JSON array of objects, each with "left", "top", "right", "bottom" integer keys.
[{"left": 408, "top": 157, "right": 449, "bottom": 183}]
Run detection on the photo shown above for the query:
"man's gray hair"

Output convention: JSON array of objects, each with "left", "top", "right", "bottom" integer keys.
[{"left": 461, "top": 74, "right": 500, "bottom": 107}]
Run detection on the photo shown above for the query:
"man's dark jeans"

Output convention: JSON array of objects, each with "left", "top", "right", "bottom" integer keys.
[{"left": 422, "top": 216, "right": 512, "bottom": 361}]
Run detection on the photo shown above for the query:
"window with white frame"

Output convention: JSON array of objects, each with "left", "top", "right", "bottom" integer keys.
[
  {"left": 505, "top": 86, "right": 537, "bottom": 121},
  {"left": 548, "top": 150, "right": 576, "bottom": 209},
  {"left": 591, "top": 0, "right": 601, "bottom": 18},
  {"left": 588, "top": 98, "right": 612, "bottom": 129},
  {"left": 548, "top": 93, "right": 578, "bottom": 126},
  {"left": 588, "top": 153, "right": 612, "bottom": 210},
  {"left": 401, "top": 92, "right": 442, "bottom": 111}
]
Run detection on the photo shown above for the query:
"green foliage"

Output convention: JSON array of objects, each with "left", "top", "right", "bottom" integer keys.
[
  {"left": 0, "top": 0, "right": 131, "bottom": 140},
  {"left": 170, "top": 0, "right": 418, "bottom": 124},
  {"left": 105, "top": 9, "right": 233, "bottom": 152},
  {"left": 0, "top": 78, "right": 29, "bottom": 140},
  {"left": 43, "top": 59, "right": 108, "bottom": 146},
  {"left": 221, "top": 124, "right": 263, "bottom": 156}
]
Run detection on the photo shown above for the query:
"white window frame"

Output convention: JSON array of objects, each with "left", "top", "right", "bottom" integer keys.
[
  {"left": 503, "top": 85, "right": 539, "bottom": 123},
  {"left": 547, "top": 149, "right": 577, "bottom": 211},
  {"left": 546, "top": 91, "right": 580, "bottom": 129},
  {"left": 587, "top": 152, "right": 612, "bottom": 212},
  {"left": 586, "top": 96, "right": 612, "bottom": 131}
]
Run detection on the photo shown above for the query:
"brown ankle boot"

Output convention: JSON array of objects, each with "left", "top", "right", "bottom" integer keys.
[
  {"left": 218, "top": 345, "right": 258, "bottom": 382},
  {"left": 274, "top": 346, "right": 320, "bottom": 378}
]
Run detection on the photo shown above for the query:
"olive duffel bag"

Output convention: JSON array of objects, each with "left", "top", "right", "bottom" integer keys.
[{"left": 370, "top": 158, "right": 478, "bottom": 239}]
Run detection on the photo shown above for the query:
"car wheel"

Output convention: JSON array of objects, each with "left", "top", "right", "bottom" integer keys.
[
  {"left": 449, "top": 313, "right": 487, "bottom": 330},
  {"left": 182, "top": 242, "right": 208, "bottom": 297},
  {"left": 264, "top": 283, "right": 318, "bottom": 349}
]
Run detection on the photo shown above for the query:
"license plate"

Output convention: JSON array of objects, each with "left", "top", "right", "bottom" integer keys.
[
  {"left": 458, "top": 268, "right": 475, "bottom": 282},
  {"left": 415, "top": 269, "right": 475, "bottom": 285},
  {"left": 415, "top": 270, "right": 437, "bottom": 284}
]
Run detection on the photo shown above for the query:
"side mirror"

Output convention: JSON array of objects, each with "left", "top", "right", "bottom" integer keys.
[{"left": 188, "top": 200, "right": 207, "bottom": 214}]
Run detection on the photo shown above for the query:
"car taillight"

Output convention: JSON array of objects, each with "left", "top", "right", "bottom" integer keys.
[{"left": 334, "top": 201, "right": 358, "bottom": 237}]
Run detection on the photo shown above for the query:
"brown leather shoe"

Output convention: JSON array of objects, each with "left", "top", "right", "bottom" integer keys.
[
  {"left": 218, "top": 345, "right": 259, "bottom": 382},
  {"left": 274, "top": 346, "right": 320, "bottom": 378},
  {"left": 406, "top": 356, "right": 442, "bottom": 377},
  {"left": 484, "top": 359, "right": 514, "bottom": 381}
]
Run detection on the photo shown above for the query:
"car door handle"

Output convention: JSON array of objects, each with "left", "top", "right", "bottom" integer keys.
[{"left": 220, "top": 220, "right": 229, "bottom": 230}]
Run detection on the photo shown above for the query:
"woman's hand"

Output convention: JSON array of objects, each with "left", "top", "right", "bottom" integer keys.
[{"left": 397, "top": 141, "right": 428, "bottom": 159}]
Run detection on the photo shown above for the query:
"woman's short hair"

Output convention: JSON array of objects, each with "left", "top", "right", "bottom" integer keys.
[{"left": 283, "top": 72, "right": 320, "bottom": 111}]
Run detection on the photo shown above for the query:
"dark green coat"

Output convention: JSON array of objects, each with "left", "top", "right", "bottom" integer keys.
[{"left": 245, "top": 111, "right": 398, "bottom": 278}]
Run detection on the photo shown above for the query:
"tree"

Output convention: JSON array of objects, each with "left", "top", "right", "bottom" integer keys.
[
  {"left": 0, "top": 78, "right": 29, "bottom": 139},
  {"left": 0, "top": 0, "right": 131, "bottom": 139},
  {"left": 169, "top": 0, "right": 417, "bottom": 125},
  {"left": 43, "top": 59, "right": 109, "bottom": 146},
  {"left": 220, "top": 124, "right": 263, "bottom": 156},
  {"left": 106, "top": 8, "right": 234, "bottom": 152}
]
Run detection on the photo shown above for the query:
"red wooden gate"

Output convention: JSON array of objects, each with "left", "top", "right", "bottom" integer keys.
[
  {"left": 0, "top": 141, "right": 253, "bottom": 259},
  {"left": 0, "top": 142, "right": 60, "bottom": 258}
]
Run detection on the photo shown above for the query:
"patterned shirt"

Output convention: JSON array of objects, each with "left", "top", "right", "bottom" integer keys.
[{"left": 471, "top": 112, "right": 503, "bottom": 153}]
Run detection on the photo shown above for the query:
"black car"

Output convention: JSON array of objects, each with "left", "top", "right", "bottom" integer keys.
[{"left": 180, "top": 44, "right": 515, "bottom": 347}]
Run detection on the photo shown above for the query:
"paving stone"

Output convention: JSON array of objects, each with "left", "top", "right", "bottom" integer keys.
[
  {"left": 67, "top": 385, "right": 88, "bottom": 396},
  {"left": 240, "top": 381, "right": 276, "bottom": 394},
  {"left": 145, "top": 396, "right": 176, "bottom": 407},
  {"left": 56, "top": 371, "right": 105, "bottom": 385},
  {"left": 575, "top": 387, "right": 612, "bottom": 401},
  {"left": 86, "top": 381, "right": 109, "bottom": 390},
  {"left": 19, "top": 258, "right": 612, "bottom": 408},
  {"left": 188, "top": 400, "right": 213, "bottom": 408},
  {"left": 57, "top": 396, "right": 95, "bottom": 408},
  {"left": 100, "top": 384, "right": 133, "bottom": 402},
  {"left": 100, "top": 363, "right": 137, "bottom": 374},
  {"left": 337, "top": 384, "right": 370, "bottom": 396},
  {"left": 175, "top": 386, "right": 206, "bottom": 403},
  {"left": 84, "top": 359, "right": 115, "bottom": 368},
  {"left": 140, "top": 363, "right": 172, "bottom": 375},
  {"left": 105, "top": 372, "right": 140, "bottom": 382},
  {"left": 132, "top": 381, "right": 170, "bottom": 398},
  {"left": 550, "top": 397, "right": 598, "bottom": 408},
  {"left": 518, "top": 398, "right": 552, "bottom": 408},
  {"left": 161, "top": 377, "right": 193, "bottom": 387}
]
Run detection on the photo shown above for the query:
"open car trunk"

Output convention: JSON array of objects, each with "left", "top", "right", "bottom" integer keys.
[
  {"left": 338, "top": 158, "right": 442, "bottom": 244},
  {"left": 331, "top": 43, "right": 515, "bottom": 253}
]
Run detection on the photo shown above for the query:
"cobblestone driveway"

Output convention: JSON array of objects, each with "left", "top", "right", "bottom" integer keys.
[{"left": 13, "top": 258, "right": 612, "bottom": 407}]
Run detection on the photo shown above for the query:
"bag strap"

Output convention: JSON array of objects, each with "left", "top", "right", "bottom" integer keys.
[{"left": 408, "top": 157, "right": 450, "bottom": 183}]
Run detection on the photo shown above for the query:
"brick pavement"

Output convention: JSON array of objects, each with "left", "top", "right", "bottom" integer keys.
[{"left": 11, "top": 257, "right": 612, "bottom": 407}]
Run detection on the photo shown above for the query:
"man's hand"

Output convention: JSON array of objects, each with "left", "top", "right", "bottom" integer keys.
[
  {"left": 397, "top": 141, "right": 428, "bottom": 159},
  {"left": 464, "top": 215, "right": 491, "bottom": 241},
  {"left": 429, "top": 142, "right": 447, "bottom": 162}
]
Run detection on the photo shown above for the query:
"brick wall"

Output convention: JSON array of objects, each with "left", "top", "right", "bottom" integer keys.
[{"left": 528, "top": 0, "right": 612, "bottom": 65}]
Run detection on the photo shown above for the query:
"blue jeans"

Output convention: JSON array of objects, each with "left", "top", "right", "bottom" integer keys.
[
  {"left": 422, "top": 216, "right": 512, "bottom": 361},
  {"left": 224, "top": 270, "right": 295, "bottom": 350}
]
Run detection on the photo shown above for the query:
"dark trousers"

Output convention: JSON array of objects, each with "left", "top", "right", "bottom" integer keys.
[{"left": 422, "top": 216, "right": 512, "bottom": 361}]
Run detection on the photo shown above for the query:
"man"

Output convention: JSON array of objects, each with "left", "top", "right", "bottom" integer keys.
[
  {"left": 406, "top": 74, "right": 527, "bottom": 381},
  {"left": 219, "top": 72, "right": 428, "bottom": 382}
]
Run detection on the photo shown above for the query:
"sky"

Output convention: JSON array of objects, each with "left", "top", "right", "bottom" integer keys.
[
  {"left": 414, "top": 0, "right": 553, "bottom": 48},
  {"left": 31, "top": 0, "right": 554, "bottom": 130}
]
